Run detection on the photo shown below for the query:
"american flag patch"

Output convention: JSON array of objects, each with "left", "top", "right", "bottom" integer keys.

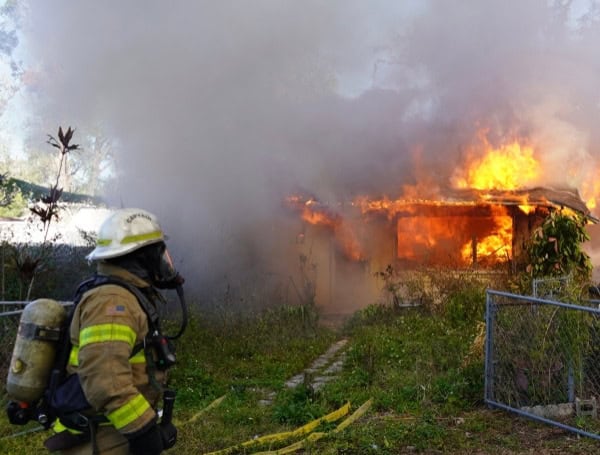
[{"left": 106, "top": 305, "right": 126, "bottom": 315}]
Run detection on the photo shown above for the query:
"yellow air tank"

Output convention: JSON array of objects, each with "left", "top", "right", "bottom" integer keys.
[{"left": 6, "top": 299, "right": 67, "bottom": 403}]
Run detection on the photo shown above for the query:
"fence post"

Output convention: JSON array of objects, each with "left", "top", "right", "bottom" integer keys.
[
  {"left": 568, "top": 362, "right": 575, "bottom": 403},
  {"left": 484, "top": 290, "right": 495, "bottom": 403}
]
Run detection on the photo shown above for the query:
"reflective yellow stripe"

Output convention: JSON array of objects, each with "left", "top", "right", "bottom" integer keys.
[
  {"left": 107, "top": 394, "right": 151, "bottom": 429},
  {"left": 69, "top": 346, "right": 79, "bottom": 367},
  {"left": 53, "top": 419, "right": 83, "bottom": 435},
  {"left": 129, "top": 349, "right": 146, "bottom": 364},
  {"left": 70, "top": 343, "right": 145, "bottom": 366},
  {"left": 121, "top": 231, "right": 163, "bottom": 244},
  {"left": 54, "top": 417, "right": 112, "bottom": 434},
  {"left": 80, "top": 324, "right": 137, "bottom": 348},
  {"left": 97, "top": 231, "right": 163, "bottom": 247}
]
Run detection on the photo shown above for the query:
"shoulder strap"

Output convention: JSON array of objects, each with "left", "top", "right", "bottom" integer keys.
[
  {"left": 88, "top": 275, "right": 161, "bottom": 329},
  {"left": 47, "top": 274, "right": 102, "bottom": 389}
]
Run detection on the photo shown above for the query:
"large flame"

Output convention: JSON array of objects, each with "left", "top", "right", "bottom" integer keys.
[
  {"left": 452, "top": 139, "right": 540, "bottom": 190},
  {"left": 448, "top": 138, "right": 541, "bottom": 261}
]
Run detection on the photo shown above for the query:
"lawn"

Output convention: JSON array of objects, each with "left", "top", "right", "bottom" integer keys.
[{"left": 2, "top": 282, "right": 599, "bottom": 454}]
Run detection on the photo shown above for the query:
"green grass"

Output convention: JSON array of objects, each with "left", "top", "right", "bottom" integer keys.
[{"left": 2, "top": 287, "right": 600, "bottom": 454}]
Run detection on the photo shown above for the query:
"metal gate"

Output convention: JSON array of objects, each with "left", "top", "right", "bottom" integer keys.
[{"left": 485, "top": 290, "right": 600, "bottom": 439}]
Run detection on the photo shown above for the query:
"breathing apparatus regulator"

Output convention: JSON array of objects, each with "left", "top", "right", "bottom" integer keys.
[
  {"left": 5, "top": 208, "right": 188, "bottom": 428},
  {"left": 151, "top": 241, "right": 189, "bottom": 341}
]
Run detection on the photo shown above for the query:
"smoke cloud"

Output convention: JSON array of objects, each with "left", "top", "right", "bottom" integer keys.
[{"left": 22, "top": 1, "right": 600, "bottom": 304}]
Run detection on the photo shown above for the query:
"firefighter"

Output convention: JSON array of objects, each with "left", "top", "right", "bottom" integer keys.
[{"left": 44, "top": 208, "right": 183, "bottom": 454}]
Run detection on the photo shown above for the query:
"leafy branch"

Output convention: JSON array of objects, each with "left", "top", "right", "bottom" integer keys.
[
  {"left": 24, "top": 126, "right": 80, "bottom": 299},
  {"left": 29, "top": 127, "right": 80, "bottom": 231},
  {"left": 525, "top": 210, "right": 592, "bottom": 281}
]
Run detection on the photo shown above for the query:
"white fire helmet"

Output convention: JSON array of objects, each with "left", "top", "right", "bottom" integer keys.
[{"left": 86, "top": 208, "right": 166, "bottom": 261}]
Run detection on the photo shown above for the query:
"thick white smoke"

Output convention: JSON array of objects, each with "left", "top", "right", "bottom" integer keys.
[{"left": 21, "top": 1, "right": 600, "bottom": 302}]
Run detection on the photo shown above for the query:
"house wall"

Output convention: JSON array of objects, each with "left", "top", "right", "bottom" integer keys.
[
  {"left": 293, "top": 204, "right": 563, "bottom": 314},
  {"left": 511, "top": 206, "right": 551, "bottom": 271}
]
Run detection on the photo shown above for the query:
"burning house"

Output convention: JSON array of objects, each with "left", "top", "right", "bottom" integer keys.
[{"left": 285, "top": 140, "right": 597, "bottom": 314}]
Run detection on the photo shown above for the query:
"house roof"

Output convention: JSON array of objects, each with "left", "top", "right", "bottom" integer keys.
[
  {"left": 289, "top": 186, "right": 596, "bottom": 223},
  {"left": 441, "top": 186, "right": 595, "bottom": 221},
  {"left": 354, "top": 186, "right": 597, "bottom": 223}
]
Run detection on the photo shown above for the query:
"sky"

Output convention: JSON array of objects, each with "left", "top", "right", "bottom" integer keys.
[{"left": 12, "top": 0, "right": 600, "bottom": 299}]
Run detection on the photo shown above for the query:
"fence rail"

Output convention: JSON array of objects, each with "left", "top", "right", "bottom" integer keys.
[{"left": 485, "top": 289, "right": 600, "bottom": 440}]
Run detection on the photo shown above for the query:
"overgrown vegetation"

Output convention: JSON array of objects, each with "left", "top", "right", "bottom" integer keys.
[
  {"left": 159, "top": 217, "right": 600, "bottom": 453},
  {"left": 2, "top": 272, "right": 599, "bottom": 453}
]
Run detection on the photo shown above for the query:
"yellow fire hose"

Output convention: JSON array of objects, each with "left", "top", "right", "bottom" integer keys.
[
  {"left": 2, "top": 396, "right": 372, "bottom": 455},
  {"left": 204, "top": 398, "right": 373, "bottom": 455},
  {"left": 174, "top": 394, "right": 227, "bottom": 427}
]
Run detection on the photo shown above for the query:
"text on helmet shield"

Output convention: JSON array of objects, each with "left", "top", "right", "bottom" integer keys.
[{"left": 125, "top": 213, "right": 153, "bottom": 224}]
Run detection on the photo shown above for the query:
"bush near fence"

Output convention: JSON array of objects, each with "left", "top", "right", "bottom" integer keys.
[{"left": 0, "top": 243, "right": 94, "bottom": 301}]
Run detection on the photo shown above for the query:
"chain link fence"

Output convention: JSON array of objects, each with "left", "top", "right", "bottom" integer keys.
[
  {"left": 485, "top": 289, "right": 600, "bottom": 439},
  {"left": 532, "top": 276, "right": 572, "bottom": 299}
]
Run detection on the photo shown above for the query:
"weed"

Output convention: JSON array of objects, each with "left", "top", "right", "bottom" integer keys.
[
  {"left": 272, "top": 383, "right": 325, "bottom": 426},
  {"left": 443, "top": 285, "right": 486, "bottom": 327}
]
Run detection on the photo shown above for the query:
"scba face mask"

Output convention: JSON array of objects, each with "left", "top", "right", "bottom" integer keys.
[
  {"left": 154, "top": 244, "right": 188, "bottom": 340},
  {"left": 154, "top": 247, "right": 185, "bottom": 289},
  {"left": 139, "top": 241, "right": 188, "bottom": 339}
]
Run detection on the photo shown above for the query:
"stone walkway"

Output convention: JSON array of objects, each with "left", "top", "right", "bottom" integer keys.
[
  {"left": 284, "top": 338, "right": 348, "bottom": 391},
  {"left": 259, "top": 338, "right": 349, "bottom": 406}
]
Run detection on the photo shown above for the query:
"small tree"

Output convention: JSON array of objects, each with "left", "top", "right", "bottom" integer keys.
[
  {"left": 525, "top": 210, "right": 592, "bottom": 286},
  {"left": 22, "top": 126, "right": 80, "bottom": 299},
  {"left": 0, "top": 173, "right": 26, "bottom": 217}
]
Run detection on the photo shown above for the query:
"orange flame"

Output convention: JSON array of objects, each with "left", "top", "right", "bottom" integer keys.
[
  {"left": 393, "top": 205, "right": 513, "bottom": 266},
  {"left": 518, "top": 204, "right": 536, "bottom": 214},
  {"left": 581, "top": 177, "right": 600, "bottom": 213},
  {"left": 286, "top": 196, "right": 364, "bottom": 261},
  {"left": 452, "top": 139, "right": 540, "bottom": 190},
  {"left": 459, "top": 211, "right": 512, "bottom": 264}
]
